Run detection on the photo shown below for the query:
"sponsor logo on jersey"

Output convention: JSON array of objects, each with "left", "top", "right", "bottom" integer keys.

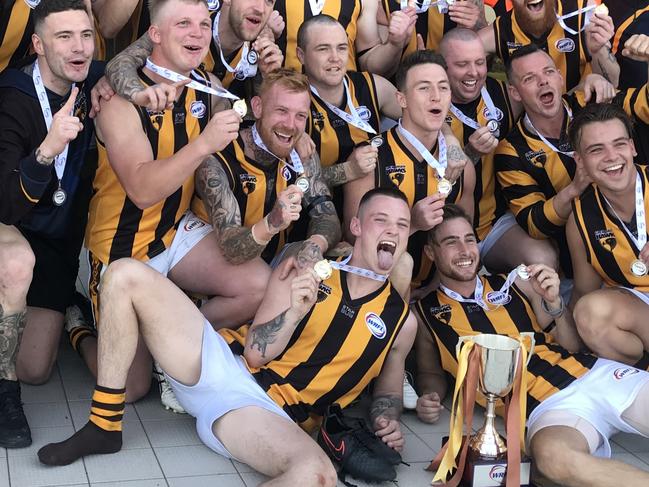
[
  {"left": 486, "top": 291, "right": 512, "bottom": 306},
  {"left": 614, "top": 367, "right": 640, "bottom": 380},
  {"left": 365, "top": 312, "right": 387, "bottom": 339},
  {"left": 556, "top": 38, "right": 576, "bottom": 53},
  {"left": 190, "top": 100, "right": 207, "bottom": 118}
]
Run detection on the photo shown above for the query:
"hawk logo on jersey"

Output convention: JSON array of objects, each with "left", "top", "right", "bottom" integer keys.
[
  {"left": 386, "top": 165, "right": 406, "bottom": 187},
  {"left": 147, "top": 110, "right": 164, "bottom": 132},
  {"left": 555, "top": 38, "right": 576, "bottom": 53},
  {"left": 70, "top": 89, "right": 88, "bottom": 122},
  {"left": 430, "top": 304, "right": 452, "bottom": 325},
  {"left": 312, "top": 111, "right": 326, "bottom": 131},
  {"left": 445, "top": 115, "right": 454, "bottom": 124},
  {"left": 317, "top": 282, "right": 332, "bottom": 303},
  {"left": 239, "top": 174, "right": 257, "bottom": 195},
  {"left": 525, "top": 149, "right": 547, "bottom": 168},
  {"left": 506, "top": 41, "right": 524, "bottom": 57},
  {"left": 595, "top": 229, "right": 617, "bottom": 252}
]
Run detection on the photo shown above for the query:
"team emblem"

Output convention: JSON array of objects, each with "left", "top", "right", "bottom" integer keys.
[
  {"left": 365, "top": 312, "right": 387, "bottom": 339},
  {"left": 239, "top": 174, "right": 257, "bottom": 194},
  {"left": 431, "top": 304, "right": 452, "bottom": 325},
  {"left": 317, "top": 282, "right": 332, "bottom": 303},
  {"left": 555, "top": 38, "right": 576, "bottom": 53},
  {"left": 147, "top": 110, "right": 164, "bottom": 131},
  {"left": 525, "top": 149, "right": 547, "bottom": 168},
  {"left": 312, "top": 111, "right": 325, "bottom": 131},
  {"left": 386, "top": 165, "right": 406, "bottom": 187},
  {"left": 595, "top": 229, "right": 616, "bottom": 252}
]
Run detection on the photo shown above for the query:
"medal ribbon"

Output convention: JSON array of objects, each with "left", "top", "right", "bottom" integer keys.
[
  {"left": 440, "top": 269, "right": 519, "bottom": 311},
  {"left": 397, "top": 119, "right": 447, "bottom": 178},
  {"left": 449, "top": 87, "right": 500, "bottom": 131},
  {"left": 524, "top": 102, "right": 574, "bottom": 157},
  {"left": 400, "top": 0, "right": 434, "bottom": 14},
  {"left": 33, "top": 59, "right": 74, "bottom": 188},
  {"left": 556, "top": 4, "right": 596, "bottom": 35},
  {"left": 603, "top": 172, "right": 647, "bottom": 254},
  {"left": 310, "top": 78, "right": 377, "bottom": 135},
  {"left": 251, "top": 124, "right": 304, "bottom": 175},
  {"left": 328, "top": 254, "right": 388, "bottom": 282},
  {"left": 309, "top": 0, "right": 325, "bottom": 15},
  {"left": 145, "top": 58, "right": 239, "bottom": 100},
  {"left": 212, "top": 12, "right": 258, "bottom": 79}
]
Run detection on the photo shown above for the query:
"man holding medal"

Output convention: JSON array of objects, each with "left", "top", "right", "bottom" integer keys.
[
  {"left": 37, "top": 187, "right": 416, "bottom": 485},
  {"left": 344, "top": 50, "right": 476, "bottom": 290},
  {"left": 415, "top": 204, "right": 649, "bottom": 487},
  {"left": 569, "top": 102, "right": 649, "bottom": 366},
  {"left": 0, "top": 0, "right": 102, "bottom": 448},
  {"left": 81, "top": 0, "right": 270, "bottom": 405},
  {"left": 191, "top": 68, "right": 341, "bottom": 269}
]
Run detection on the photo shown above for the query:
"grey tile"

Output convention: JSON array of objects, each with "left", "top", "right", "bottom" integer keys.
[
  {"left": 142, "top": 419, "right": 201, "bottom": 448},
  {"left": 68, "top": 401, "right": 138, "bottom": 429},
  {"left": 62, "top": 378, "right": 95, "bottom": 401},
  {"left": 167, "top": 474, "right": 245, "bottom": 487},
  {"left": 155, "top": 446, "right": 237, "bottom": 478},
  {"left": 611, "top": 433, "right": 649, "bottom": 453},
  {"left": 394, "top": 461, "right": 436, "bottom": 484},
  {"left": 21, "top": 376, "right": 67, "bottom": 404},
  {"left": 7, "top": 426, "right": 75, "bottom": 459},
  {"left": 91, "top": 480, "right": 167, "bottom": 487},
  {"left": 8, "top": 454, "right": 88, "bottom": 487},
  {"left": 611, "top": 452, "right": 649, "bottom": 471},
  {"left": 23, "top": 402, "right": 72, "bottom": 428},
  {"left": 0, "top": 462, "right": 7, "bottom": 487},
  {"left": 416, "top": 432, "right": 446, "bottom": 455},
  {"left": 134, "top": 394, "right": 183, "bottom": 422},
  {"left": 401, "top": 434, "right": 436, "bottom": 463},
  {"left": 84, "top": 448, "right": 163, "bottom": 483},
  {"left": 400, "top": 409, "right": 453, "bottom": 434},
  {"left": 121, "top": 420, "right": 152, "bottom": 450},
  {"left": 0, "top": 447, "right": 5, "bottom": 459}
]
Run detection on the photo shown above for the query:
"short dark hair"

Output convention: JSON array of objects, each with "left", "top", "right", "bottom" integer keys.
[
  {"left": 358, "top": 187, "right": 409, "bottom": 215},
  {"left": 427, "top": 204, "right": 474, "bottom": 245},
  {"left": 568, "top": 103, "right": 635, "bottom": 153},
  {"left": 297, "top": 14, "right": 342, "bottom": 50},
  {"left": 505, "top": 43, "right": 547, "bottom": 81},
  {"left": 394, "top": 50, "right": 447, "bottom": 91},
  {"left": 33, "top": 0, "right": 88, "bottom": 33}
]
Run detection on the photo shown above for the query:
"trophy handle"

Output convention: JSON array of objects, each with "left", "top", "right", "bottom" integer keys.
[
  {"left": 519, "top": 332, "right": 536, "bottom": 365},
  {"left": 455, "top": 335, "right": 474, "bottom": 359}
]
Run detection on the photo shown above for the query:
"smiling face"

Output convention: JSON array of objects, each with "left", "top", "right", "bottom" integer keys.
[
  {"left": 227, "top": 0, "right": 275, "bottom": 42},
  {"left": 148, "top": 0, "right": 212, "bottom": 74},
  {"left": 442, "top": 37, "right": 488, "bottom": 104},
  {"left": 251, "top": 82, "right": 311, "bottom": 158},
  {"left": 512, "top": 0, "right": 557, "bottom": 36},
  {"left": 508, "top": 50, "right": 564, "bottom": 120},
  {"left": 350, "top": 194, "right": 411, "bottom": 274},
  {"left": 574, "top": 119, "right": 637, "bottom": 194},
  {"left": 426, "top": 216, "right": 480, "bottom": 283},
  {"left": 297, "top": 21, "right": 349, "bottom": 88},
  {"left": 397, "top": 63, "right": 452, "bottom": 135}
]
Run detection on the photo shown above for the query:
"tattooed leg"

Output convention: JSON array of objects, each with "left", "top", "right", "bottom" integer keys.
[{"left": 0, "top": 308, "right": 27, "bottom": 381}]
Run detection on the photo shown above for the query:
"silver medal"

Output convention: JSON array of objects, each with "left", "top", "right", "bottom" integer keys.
[
  {"left": 516, "top": 264, "right": 530, "bottom": 281},
  {"left": 631, "top": 259, "right": 648, "bottom": 277},
  {"left": 296, "top": 177, "right": 309, "bottom": 193},
  {"left": 437, "top": 178, "right": 452, "bottom": 196},
  {"left": 52, "top": 187, "right": 67, "bottom": 206},
  {"left": 487, "top": 119, "right": 499, "bottom": 133},
  {"left": 370, "top": 136, "right": 383, "bottom": 148},
  {"left": 247, "top": 49, "right": 258, "bottom": 65},
  {"left": 233, "top": 99, "right": 247, "bottom": 117},
  {"left": 314, "top": 260, "right": 333, "bottom": 280}
]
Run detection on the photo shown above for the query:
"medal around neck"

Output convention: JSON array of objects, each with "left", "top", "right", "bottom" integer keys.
[
  {"left": 487, "top": 119, "right": 499, "bottom": 133},
  {"left": 314, "top": 260, "right": 333, "bottom": 280},
  {"left": 437, "top": 178, "right": 452, "bottom": 196},
  {"left": 631, "top": 259, "right": 648, "bottom": 277},
  {"left": 296, "top": 176, "right": 310, "bottom": 193},
  {"left": 370, "top": 136, "right": 383, "bottom": 148},
  {"left": 516, "top": 264, "right": 530, "bottom": 281},
  {"left": 52, "top": 187, "right": 67, "bottom": 206},
  {"left": 233, "top": 99, "right": 247, "bottom": 117}
]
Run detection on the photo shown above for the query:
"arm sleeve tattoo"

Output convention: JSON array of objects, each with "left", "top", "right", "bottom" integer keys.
[
  {"left": 195, "top": 155, "right": 266, "bottom": 264},
  {"left": 105, "top": 34, "right": 153, "bottom": 100},
  {"left": 370, "top": 394, "right": 402, "bottom": 424},
  {"left": 322, "top": 162, "right": 350, "bottom": 188},
  {"left": 303, "top": 153, "right": 342, "bottom": 249},
  {"left": 248, "top": 310, "right": 289, "bottom": 358}
]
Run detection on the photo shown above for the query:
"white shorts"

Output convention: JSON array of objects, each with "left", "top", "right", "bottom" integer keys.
[
  {"left": 164, "top": 321, "right": 291, "bottom": 460},
  {"left": 146, "top": 211, "right": 212, "bottom": 276},
  {"left": 620, "top": 287, "right": 649, "bottom": 308},
  {"left": 527, "top": 358, "right": 649, "bottom": 457},
  {"left": 478, "top": 212, "right": 517, "bottom": 258}
]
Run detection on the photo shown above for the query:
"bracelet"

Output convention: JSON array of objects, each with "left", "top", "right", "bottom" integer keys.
[
  {"left": 541, "top": 296, "right": 564, "bottom": 318},
  {"left": 251, "top": 221, "right": 270, "bottom": 246},
  {"left": 35, "top": 147, "right": 54, "bottom": 166}
]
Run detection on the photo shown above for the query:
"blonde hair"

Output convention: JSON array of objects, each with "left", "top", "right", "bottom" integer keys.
[
  {"left": 148, "top": 0, "right": 207, "bottom": 23},
  {"left": 259, "top": 68, "right": 310, "bottom": 97}
]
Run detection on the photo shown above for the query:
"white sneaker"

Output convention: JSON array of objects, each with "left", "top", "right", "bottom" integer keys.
[
  {"left": 153, "top": 363, "right": 186, "bottom": 414},
  {"left": 403, "top": 372, "right": 418, "bottom": 410},
  {"left": 64, "top": 305, "right": 87, "bottom": 333}
]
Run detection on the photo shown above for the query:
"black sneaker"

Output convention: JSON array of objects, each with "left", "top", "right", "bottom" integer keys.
[
  {"left": 0, "top": 379, "right": 32, "bottom": 448},
  {"left": 317, "top": 404, "right": 396, "bottom": 483},
  {"left": 346, "top": 416, "right": 403, "bottom": 466}
]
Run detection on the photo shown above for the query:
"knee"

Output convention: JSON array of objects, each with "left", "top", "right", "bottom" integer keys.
[
  {"left": 102, "top": 258, "right": 150, "bottom": 295},
  {"left": 0, "top": 241, "right": 35, "bottom": 294},
  {"left": 532, "top": 436, "right": 579, "bottom": 484},
  {"left": 16, "top": 358, "right": 55, "bottom": 385},
  {"left": 573, "top": 292, "right": 613, "bottom": 341},
  {"left": 291, "top": 453, "right": 337, "bottom": 487},
  {"left": 526, "top": 239, "right": 559, "bottom": 269}
]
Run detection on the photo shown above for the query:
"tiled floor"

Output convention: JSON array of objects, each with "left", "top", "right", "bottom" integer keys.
[{"left": 3, "top": 255, "right": 649, "bottom": 486}]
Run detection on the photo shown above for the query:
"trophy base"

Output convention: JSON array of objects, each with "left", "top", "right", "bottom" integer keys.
[{"left": 441, "top": 436, "right": 534, "bottom": 487}]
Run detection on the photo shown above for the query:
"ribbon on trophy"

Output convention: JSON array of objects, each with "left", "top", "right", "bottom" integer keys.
[{"left": 428, "top": 334, "right": 530, "bottom": 487}]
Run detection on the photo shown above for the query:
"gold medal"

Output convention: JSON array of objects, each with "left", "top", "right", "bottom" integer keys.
[
  {"left": 516, "top": 264, "right": 530, "bottom": 281},
  {"left": 631, "top": 259, "right": 648, "bottom": 277},
  {"left": 233, "top": 99, "right": 247, "bottom": 117},
  {"left": 595, "top": 3, "right": 608, "bottom": 15},
  {"left": 314, "top": 260, "right": 333, "bottom": 280},
  {"left": 295, "top": 176, "right": 309, "bottom": 193},
  {"left": 437, "top": 178, "right": 452, "bottom": 196}
]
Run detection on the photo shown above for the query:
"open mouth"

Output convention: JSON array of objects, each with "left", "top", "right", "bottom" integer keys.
[
  {"left": 377, "top": 240, "right": 396, "bottom": 271},
  {"left": 184, "top": 44, "right": 202, "bottom": 53},
  {"left": 245, "top": 16, "right": 262, "bottom": 28},
  {"left": 602, "top": 163, "right": 625, "bottom": 177},
  {"left": 527, "top": 0, "right": 544, "bottom": 13},
  {"left": 429, "top": 107, "right": 443, "bottom": 115},
  {"left": 69, "top": 59, "right": 87, "bottom": 68},
  {"left": 539, "top": 90, "right": 555, "bottom": 106},
  {"left": 461, "top": 79, "right": 478, "bottom": 89},
  {"left": 274, "top": 130, "right": 293, "bottom": 144}
]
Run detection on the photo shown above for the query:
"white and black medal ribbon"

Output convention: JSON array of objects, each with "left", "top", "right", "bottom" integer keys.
[
  {"left": 328, "top": 254, "right": 388, "bottom": 282},
  {"left": 449, "top": 87, "right": 501, "bottom": 136},
  {"left": 556, "top": 4, "right": 596, "bottom": 35},
  {"left": 145, "top": 58, "right": 239, "bottom": 101},
  {"left": 603, "top": 172, "right": 648, "bottom": 277},
  {"left": 524, "top": 103, "right": 574, "bottom": 158},
  {"left": 310, "top": 78, "right": 377, "bottom": 135},
  {"left": 396, "top": 119, "right": 451, "bottom": 194},
  {"left": 212, "top": 12, "right": 258, "bottom": 81},
  {"left": 251, "top": 124, "right": 308, "bottom": 191},
  {"left": 400, "top": 0, "right": 434, "bottom": 14},
  {"left": 33, "top": 60, "right": 74, "bottom": 206},
  {"left": 441, "top": 268, "right": 519, "bottom": 311}
]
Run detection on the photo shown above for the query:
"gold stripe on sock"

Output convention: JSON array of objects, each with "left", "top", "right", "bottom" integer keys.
[
  {"left": 93, "top": 390, "right": 126, "bottom": 405},
  {"left": 89, "top": 415, "right": 123, "bottom": 432},
  {"left": 90, "top": 406, "right": 124, "bottom": 418}
]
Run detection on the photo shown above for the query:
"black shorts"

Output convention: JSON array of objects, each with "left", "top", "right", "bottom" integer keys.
[{"left": 19, "top": 227, "right": 84, "bottom": 314}]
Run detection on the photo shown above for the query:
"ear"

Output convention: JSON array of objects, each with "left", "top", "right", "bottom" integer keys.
[
  {"left": 251, "top": 95, "right": 262, "bottom": 119},
  {"left": 631, "top": 138, "right": 638, "bottom": 158},
  {"left": 148, "top": 24, "right": 161, "bottom": 45},
  {"left": 396, "top": 90, "right": 407, "bottom": 110},
  {"left": 349, "top": 216, "right": 362, "bottom": 238},
  {"left": 296, "top": 46, "right": 305, "bottom": 66},
  {"left": 507, "top": 82, "right": 522, "bottom": 103},
  {"left": 32, "top": 34, "right": 44, "bottom": 56},
  {"left": 423, "top": 242, "right": 435, "bottom": 262}
]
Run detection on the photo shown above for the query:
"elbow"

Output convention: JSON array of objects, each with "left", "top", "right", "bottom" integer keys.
[
  {"left": 127, "top": 190, "right": 158, "bottom": 210},
  {"left": 243, "top": 348, "right": 265, "bottom": 369}
]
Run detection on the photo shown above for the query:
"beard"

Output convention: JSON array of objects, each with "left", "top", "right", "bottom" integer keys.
[{"left": 515, "top": 0, "right": 558, "bottom": 39}]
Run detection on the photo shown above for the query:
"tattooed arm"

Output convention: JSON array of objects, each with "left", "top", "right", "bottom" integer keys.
[
  {"left": 370, "top": 312, "right": 417, "bottom": 451},
  {"left": 195, "top": 155, "right": 268, "bottom": 265},
  {"left": 303, "top": 152, "right": 342, "bottom": 251},
  {"left": 105, "top": 34, "right": 152, "bottom": 101},
  {"left": 442, "top": 125, "right": 469, "bottom": 182}
]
